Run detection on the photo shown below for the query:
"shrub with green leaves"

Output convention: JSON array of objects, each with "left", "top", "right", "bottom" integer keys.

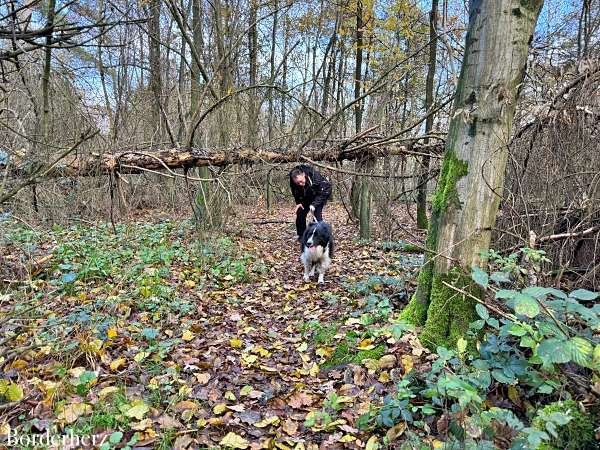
[{"left": 532, "top": 400, "right": 597, "bottom": 450}]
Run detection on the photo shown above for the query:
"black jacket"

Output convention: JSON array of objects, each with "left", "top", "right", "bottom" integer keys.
[{"left": 289, "top": 165, "right": 332, "bottom": 208}]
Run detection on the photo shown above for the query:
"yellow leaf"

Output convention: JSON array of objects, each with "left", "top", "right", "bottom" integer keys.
[
  {"left": 58, "top": 402, "right": 92, "bottom": 424},
  {"left": 130, "top": 418, "right": 153, "bottom": 431},
  {"left": 107, "top": 327, "right": 118, "bottom": 339},
  {"left": 182, "top": 330, "right": 195, "bottom": 341},
  {"left": 134, "top": 351, "right": 150, "bottom": 363},
  {"left": 362, "top": 358, "right": 379, "bottom": 371},
  {"left": 386, "top": 422, "right": 406, "bottom": 441},
  {"left": 222, "top": 274, "right": 235, "bottom": 281},
  {"left": 255, "top": 415, "right": 280, "bottom": 428},
  {"left": 184, "top": 279, "right": 196, "bottom": 288},
  {"left": 110, "top": 358, "right": 126, "bottom": 372},
  {"left": 230, "top": 338, "right": 243, "bottom": 348},
  {"left": 365, "top": 435, "right": 380, "bottom": 450},
  {"left": 224, "top": 391, "right": 237, "bottom": 401},
  {"left": 357, "top": 339, "right": 375, "bottom": 350},
  {"left": 219, "top": 432, "right": 249, "bottom": 449},
  {"left": 508, "top": 385, "right": 521, "bottom": 406},
  {"left": 432, "top": 439, "right": 444, "bottom": 449},
  {"left": 296, "top": 342, "right": 308, "bottom": 352},
  {"left": 213, "top": 403, "right": 228, "bottom": 415},
  {"left": 98, "top": 386, "right": 119, "bottom": 399},
  {"left": 125, "top": 400, "right": 149, "bottom": 420},
  {"left": 338, "top": 434, "right": 356, "bottom": 442},
  {"left": 401, "top": 355, "right": 414, "bottom": 373},
  {"left": 4, "top": 383, "right": 23, "bottom": 402},
  {"left": 309, "top": 363, "right": 319, "bottom": 377},
  {"left": 8, "top": 359, "right": 28, "bottom": 370},
  {"left": 240, "top": 385, "right": 253, "bottom": 396},
  {"left": 378, "top": 371, "right": 391, "bottom": 383}
]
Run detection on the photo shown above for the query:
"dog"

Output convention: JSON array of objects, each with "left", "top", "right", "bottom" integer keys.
[{"left": 300, "top": 218, "right": 334, "bottom": 284}]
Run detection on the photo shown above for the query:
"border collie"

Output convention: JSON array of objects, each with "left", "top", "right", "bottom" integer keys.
[{"left": 300, "top": 220, "right": 334, "bottom": 283}]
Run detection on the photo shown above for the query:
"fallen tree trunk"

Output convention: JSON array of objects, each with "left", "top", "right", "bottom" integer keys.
[{"left": 4, "top": 142, "right": 444, "bottom": 178}]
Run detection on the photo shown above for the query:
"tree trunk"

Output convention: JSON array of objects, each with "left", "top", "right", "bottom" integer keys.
[
  {"left": 4, "top": 143, "right": 443, "bottom": 179},
  {"left": 148, "top": 0, "right": 163, "bottom": 139},
  {"left": 267, "top": 0, "right": 278, "bottom": 140},
  {"left": 350, "top": 0, "right": 364, "bottom": 220},
  {"left": 401, "top": 0, "right": 544, "bottom": 350},
  {"left": 247, "top": 0, "right": 259, "bottom": 146},
  {"left": 36, "top": 0, "right": 57, "bottom": 213},
  {"left": 416, "top": 0, "right": 438, "bottom": 229}
]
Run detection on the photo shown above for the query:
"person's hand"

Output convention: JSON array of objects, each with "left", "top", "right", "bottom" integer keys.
[
  {"left": 295, "top": 204, "right": 304, "bottom": 213},
  {"left": 309, "top": 205, "right": 315, "bottom": 213}
]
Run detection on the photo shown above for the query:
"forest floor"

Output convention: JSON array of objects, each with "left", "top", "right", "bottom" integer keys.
[{"left": 0, "top": 203, "right": 440, "bottom": 449}]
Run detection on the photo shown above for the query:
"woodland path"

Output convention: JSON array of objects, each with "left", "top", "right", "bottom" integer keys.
[
  {"left": 0, "top": 203, "right": 429, "bottom": 449},
  {"left": 174, "top": 203, "right": 427, "bottom": 448}
]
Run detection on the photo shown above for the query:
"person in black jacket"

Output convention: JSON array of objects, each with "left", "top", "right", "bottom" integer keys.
[{"left": 289, "top": 164, "right": 332, "bottom": 240}]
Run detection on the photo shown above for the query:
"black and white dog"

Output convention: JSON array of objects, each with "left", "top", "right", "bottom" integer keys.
[{"left": 300, "top": 219, "right": 334, "bottom": 284}]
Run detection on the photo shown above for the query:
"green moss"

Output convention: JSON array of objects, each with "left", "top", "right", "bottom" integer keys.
[
  {"left": 400, "top": 292, "right": 429, "bottom": 325},
  {"left": 532, "top": 400, "right": 597, "bottom": 450},
  {"left": 354, "top": 344, "right": 386, "bottom": 363},
  {"left": 323, "top": 342, "right": 351, "bottom": 369},
  {"left": 416, "top": 206, "right": 428, "bottom": 230},
  {"left": 322, "top": 343, "right": 386, "bottom": 369},
  {"left": 432, "top": 151, "right": 469, "bottom": 214},
  {"left": 418, "top": 270, "right": 478, "bottom": 351},
  {"left": 402, "top": 243, "right": 425, "bottom": 254},
  {"left": 519, "top": 0, "right": 544, "bottom": 12},
  {"left": 312, "top": 324, "right": 338, "bottom": 346}
]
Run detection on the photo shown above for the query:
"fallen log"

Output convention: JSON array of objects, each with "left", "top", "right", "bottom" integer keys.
[{"left": 4, "top": 142, "right": 444, "bottom": 178}]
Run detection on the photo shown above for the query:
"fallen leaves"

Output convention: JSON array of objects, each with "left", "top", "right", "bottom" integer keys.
[{"left": 0, "top": 204, "right": 427, "bottom": 448}]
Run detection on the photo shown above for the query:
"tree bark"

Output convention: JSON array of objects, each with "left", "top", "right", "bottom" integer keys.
[
  {"left": 4, "top": 143, "right": 443, "bottom": 178},
  {"left": 416, "top": 0, "right": 438, "bottom": 230},
  {"left": 148, "top": 0, "right": 163, "bottom": 138},
  {"left": 401, "top": 0, "right": 544, "bottom": 350},
  {"left": 248, "top": 0, "right": 259, "bottom": 146}
]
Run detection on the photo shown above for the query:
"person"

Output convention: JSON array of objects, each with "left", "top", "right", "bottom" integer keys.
[{"left": 289, "top": 164, "right": 332, "bottom": 240}]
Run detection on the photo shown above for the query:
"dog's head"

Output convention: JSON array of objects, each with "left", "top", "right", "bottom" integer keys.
[{"left": 304, "top": 221, "right": 331, "bottom": 251}]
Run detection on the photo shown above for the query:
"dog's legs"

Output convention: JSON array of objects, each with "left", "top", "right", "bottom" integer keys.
[
  {"left": 302, "top": 257, "right": 311, "bottom": 282},
  {"left": 317, "top": 263, "right": 325, "bottom": 284},
  {"left": 309, "top": 263, "right": 315, "bottom": 277}
]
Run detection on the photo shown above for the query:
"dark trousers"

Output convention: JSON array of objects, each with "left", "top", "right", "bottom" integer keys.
[{"left": 296, "top": 202, "right": 324, "bottom": 238}]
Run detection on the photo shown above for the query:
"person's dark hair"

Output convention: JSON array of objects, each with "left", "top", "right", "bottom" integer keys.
[{"left": 290, "top": 168, "right": 305, "bottom": 178}]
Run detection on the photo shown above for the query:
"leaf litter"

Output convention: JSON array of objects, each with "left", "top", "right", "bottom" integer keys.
[{"left": 0, "top": 204, "right": 431, "bottom": 449}]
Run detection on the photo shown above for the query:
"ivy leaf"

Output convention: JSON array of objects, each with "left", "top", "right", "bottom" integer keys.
[
  {"left": 496, "top": 289, "right": 517, "bottom": 299},
  {"left": 490, "top": 271, "right": 511, "bottom": 284},
  {"left": 492, "top": 368, "right": 516, "bottom": 385},
  {"left": 471, "top": 267, "right": 489, "bottom": 288},
  {"left": 109, "top": 431, "right": 123, "bottom": 445},
  {"left": 537, "top": 338, "right": 571, "bottom": 365},
  {"left": 61, "top": 271, "right": 77, "bottom": 283},
  {"left": 513, "top": 294, "right": 540, "bottom": 318},
  {"left": 475, "top": 304, "right": 489, "bottom": 320},
  {"left": 569, "top": 289, "right": 598, "bottom": 301}
]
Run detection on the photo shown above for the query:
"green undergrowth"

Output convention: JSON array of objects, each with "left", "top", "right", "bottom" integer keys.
[
  {"left": 356, "top": 248, "right": 600, "bottom": 449},
  {"left": 1, "top": 219, "right": 267, "bottom": 360},
  {"left": 323, "top": 342, "right": 387, "bottom": 369}
]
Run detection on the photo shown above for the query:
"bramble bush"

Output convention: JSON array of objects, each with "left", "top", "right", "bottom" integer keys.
[{"left": 359, "top": 248, "right": 599, "bottom": 449}]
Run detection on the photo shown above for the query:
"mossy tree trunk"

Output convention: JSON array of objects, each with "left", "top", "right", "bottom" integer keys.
[{"left": 401, "top": 0, "right": 544, "bottom": 350}]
